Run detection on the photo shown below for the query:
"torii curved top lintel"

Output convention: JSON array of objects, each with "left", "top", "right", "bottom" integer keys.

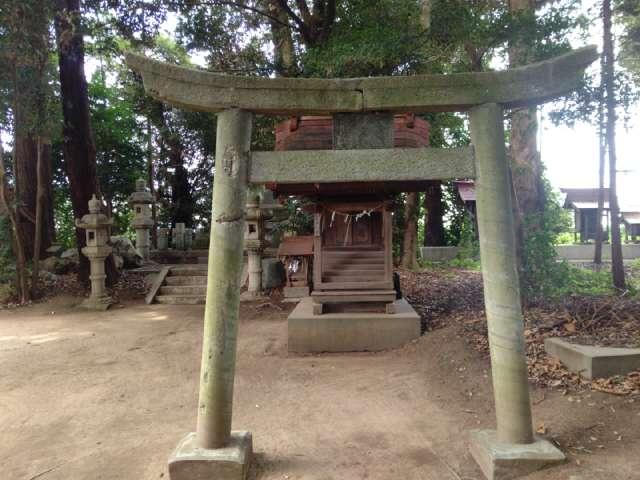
[{"left": 125, "top": 46, "right": 597, "bottom": 115}]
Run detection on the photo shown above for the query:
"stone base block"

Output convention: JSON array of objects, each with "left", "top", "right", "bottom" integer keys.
[
  {"left": 288, "top": 297, "right": 420, "bottom": 353},
  {"left": 545, "top": 337, "right": 640, "bottom": 379},
  {"left": 284, "top": 286, "right": 310, "bottom": 299},
  {"left": 80, "top": 296, "right": 113, "bottom": 311},
  {"left": 168, "top": 431, "right": 252, "bottom": 480},
  {"left": 469, "top": 430, "right": 565, "bottom": 480},
  {"left": 240, "top": 291, "right": 268, "bottom": 302}
]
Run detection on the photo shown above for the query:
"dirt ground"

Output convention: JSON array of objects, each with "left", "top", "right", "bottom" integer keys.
[{"left": 1, "top": 295, "right": 639, "bottom": 480}]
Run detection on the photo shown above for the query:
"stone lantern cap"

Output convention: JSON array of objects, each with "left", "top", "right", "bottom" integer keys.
[
  {"left": 76, "top": 195, "right": 113, "bottom": 229},
  {"left": 128, "top": 178, "right": 154, "bottom": 205}
]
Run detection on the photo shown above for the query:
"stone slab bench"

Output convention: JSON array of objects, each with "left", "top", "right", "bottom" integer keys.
[{"left": 544, "top": 337, "right": 640, "bottom": 379}]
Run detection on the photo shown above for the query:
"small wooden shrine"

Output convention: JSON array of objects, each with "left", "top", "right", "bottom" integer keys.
[
  {"left": 562, "top": 187, "right": 610, "bottom": 242},
  {"left": 269, "top": 114, "right": 429, "bottom": 314},
  {"left": 277, "top": 235, "right": 314, "bottom": 297}
]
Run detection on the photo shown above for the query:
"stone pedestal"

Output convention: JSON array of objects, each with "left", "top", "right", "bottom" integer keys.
[
  {"left": 76, "top": 195, "right": 114, "bottom": 311},
  {"left": 246, "top": 249, "right": 263, "bottom": 297},
  {"left": 169, "top": 431, "right": 252, "bottom": 480},
  {"left": 128, "top": 178, "right": 154, "bottom": 260},
  {"left": 469, "top": 430, "right": 565, "bottom": 480}
]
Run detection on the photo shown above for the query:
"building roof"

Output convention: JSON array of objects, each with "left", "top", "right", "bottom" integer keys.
[
  {"left": 455, "top": 181, "right": 476, "bottom": 202},
  {"left": 561, "top": 188, "right": 610, "bottom": 210},
  {"left": 622, "top": 212, "right": 640, "bottom": 225}
]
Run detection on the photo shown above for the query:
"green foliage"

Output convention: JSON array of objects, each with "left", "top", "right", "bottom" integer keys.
[
  {"left": 555, "top": 231, "right": 576, "bottom": 245},
  {"left": 618, "top": 0, "right": 640, "bottom": 83},
  {"left": 0, "top": 216, "right": 16, "bottom": 284},
  {"left": 89, "top": 76, "right": 146, "bottom": 224},
  {"left": 302, "top": 0, "right": 424, "bottom": 77},
  {"left": 521, "top": 179, "right": 573, "bottom": 301},
  {"left": 271, "top": 198, "right": 313, "bottom": 236},
  {"left": 53, "top": 193, "right": 76, "bottom": 249}
]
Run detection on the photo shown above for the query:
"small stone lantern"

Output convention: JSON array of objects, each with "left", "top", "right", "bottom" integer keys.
[
  {"left": 76, "top": 195, "right": 113, "bottom": 310},
  {"left": 128, "top": 178, "right": 154, "bottom": 260},
  {"left": 243, "top": 193, "right": 266, "bottom": 298}
]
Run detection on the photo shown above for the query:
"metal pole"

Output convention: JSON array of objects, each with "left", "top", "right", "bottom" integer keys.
[
  {"left": 470, "top": 103, "right": 534, "bottom": 445},
  {"left": 196, "top": 109, "right": 253, "bottom": 449}
]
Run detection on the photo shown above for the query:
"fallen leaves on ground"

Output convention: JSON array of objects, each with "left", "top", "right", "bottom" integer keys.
[{"left": 401, "top": 268, "right": 640, "bottom": 397}]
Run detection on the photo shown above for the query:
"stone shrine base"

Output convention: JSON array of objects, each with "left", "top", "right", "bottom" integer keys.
[
  {"left": 469, "top": 430, "right": 565, "bottom": 480},
  {"left": 168, "top": 431, "right": 252, "bottom": 480},
  {"left": 288, "top": 297, "right": 420, "bottom": 353},
  {"left": 544, "top": 337, "right": 640, "bottom": 379},
  {"left": 80, "top": 296, "right": 113, "bottom": 311}
]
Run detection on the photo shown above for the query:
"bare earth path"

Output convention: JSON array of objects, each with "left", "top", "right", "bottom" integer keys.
[{"left": 1, "top": 296, "right": 638, "bottom": 479}]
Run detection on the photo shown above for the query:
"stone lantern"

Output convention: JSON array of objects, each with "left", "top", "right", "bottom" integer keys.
[
  {"left": 128, "top": 178, "right": 154, "bottom": 260},
  {"left": 242, "top": 193, "right": 266, "bottom": 298},
  {"left": 76, "top": 195, "right": 113, "bottom": 310}
]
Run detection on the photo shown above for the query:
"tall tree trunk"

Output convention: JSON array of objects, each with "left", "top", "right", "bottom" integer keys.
[
  {"left": 168, "top": 138, "right": 193, "bottom": 227},
  {"left": 508, "top": 0, "right": 546, "bottom": 279},
  {"left": 54, "top": 0, "right": 118, "bottom": 284},
  {"left": 602, "top": 0, "right": 626, "bottom": 289},
  {"left": 147, "top": 119, "right": 157, "bottom": 247},
  {"left": 263, "top": 0, "right": 298, "bottom": 76},
  {"left": 13, "top": 137, "right": 55, "bottom": 257},
  {"left": 594, "top": 53, "right": 607, "bottom": 265},
  {"left": 401, "top": 192, "right": 419, "bottom": 269},
  {"left": 0, "top": 138, "right": 30, "bottom": 304},
  {"left": 8, "top": 1, "right": 55, "bottom": 258},
  {"left": 31, "top": 138, "right": 45, "bottom": 297},
  {"left": 423, "top": 181, "right": 445, "bottom": 246},
  {"left": 419, "top": 0, "right": 432, "bottom": 30}
]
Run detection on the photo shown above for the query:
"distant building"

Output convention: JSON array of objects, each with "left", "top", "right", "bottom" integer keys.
[
  {"left": 561, "top": 188, "right": 610, "bottom": 243},
  {"left": 622, "top": 212, "right": 640, "bottom": 242}
]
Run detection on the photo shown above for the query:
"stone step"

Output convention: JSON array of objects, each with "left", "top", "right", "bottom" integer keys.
[
  {"left": 160, "top": 285, "right": 207, "bottom": 295},
  {"left": 169, "top": 267, "right": 208, "bottom": 276},
  {"left": 155, "top": 295, "right": 206, "bottom": 305},
  {"left": 165, "top": 275, "right": 208, "bottom": 286}
]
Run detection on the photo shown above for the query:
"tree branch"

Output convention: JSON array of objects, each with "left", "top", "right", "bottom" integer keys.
[
  {"left": 293, "top": 0, "right": 312, "bottom": 23},
  {"left": 158, "top": 0, "right": 294, "bottom": 30},
  {"left": 273, "top": 0, "right": 313, "bottom": 43}
]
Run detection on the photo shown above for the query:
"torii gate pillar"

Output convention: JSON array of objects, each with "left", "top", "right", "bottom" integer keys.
[
  {"left": 468, "top": 103, "right": 564, "bottom": 479},
  {"left": 168, "top": 109, "right": 253, "bottom": 480}
]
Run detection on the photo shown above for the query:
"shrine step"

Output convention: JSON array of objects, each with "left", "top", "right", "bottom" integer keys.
[
  {"left": 165, "top": 275, "right": 208, "bottom": 286},
  {"left": 160, "top": 285, "right": 207, "bottom": 295},
  {"left": 148, "top": 265, "right": 209, "bottom": 305},
  {"left": 169, "top": 266, "right": 209, "bottom": 276},
  {"left": 155, "top": 294, "right": 206, "bottom": 305}
]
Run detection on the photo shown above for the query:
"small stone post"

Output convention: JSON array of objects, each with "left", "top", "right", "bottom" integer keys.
[
  {"left": 128, "top": 178, "right": 154, "bottom": 260},
  {"left": 173, "top": 222, "right": 186, "bottom": 250},
  {"left": 469, "top": 103, "right": 564, "bottom": 479},
  {"left": 76, "top": 195, "right": 114, "bottom": 311},
  {"left": 168, "top": 109, "right": 253, "bottom": 480},
  {"left": 184, "top": 228, "right": 194, "bottom": 250},
  {"left": 157, "top": 228, "right": 169, "bottom": 250}
]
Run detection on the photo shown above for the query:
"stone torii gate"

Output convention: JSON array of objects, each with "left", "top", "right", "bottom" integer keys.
[{"left": 127, "top": 46, "right": 597, "bottom": 480}]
